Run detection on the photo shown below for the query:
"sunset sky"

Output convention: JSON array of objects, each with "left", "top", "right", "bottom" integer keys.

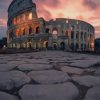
[{"left": 0, "top": 0, "right": 100, "bottom": 38}]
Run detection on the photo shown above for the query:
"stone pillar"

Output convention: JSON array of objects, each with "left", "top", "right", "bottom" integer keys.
[
  {"left": 78, "top": 32, "right": 81, "bottom": 51},
  {"left": 48, "top": 37, "right": 53, "bottom": 49},
  {"left": 83, "top": 32, "right": 85, "bottom": 51},
  {"left": 74, "top": 31, "right": 76, "bottom": 50},
  {"left": 31, "top": 39, "right": 34, "bottom": 49},
  {"left": 68, "top": 30, "right": 71, "bottom": 47}
]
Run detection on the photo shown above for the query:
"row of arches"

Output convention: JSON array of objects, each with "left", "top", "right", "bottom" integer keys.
[
  {"left": 43, "top": 41, "right": 66, "bottom": 50},
  {"left": 10, "top": 41, "right": 66, "bottom": 50},
  {"left": 45, "top": 27, "right": 92, "bottom": 40},
  {"left": 45, "top": 27, "right": 68, "bottom": 37},
  {"left": 9, "top": 26, "right": 40, "bottom": 39}
]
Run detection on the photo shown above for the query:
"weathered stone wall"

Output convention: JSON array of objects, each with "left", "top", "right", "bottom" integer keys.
[{"left": 7, "top": 1, "right": 95, "bottom": 51}]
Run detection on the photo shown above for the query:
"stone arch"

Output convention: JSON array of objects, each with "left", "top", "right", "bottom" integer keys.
[
  {"left": 60, "top": 42, "right": 66, "bottom": 50},
  {"left": 52, "top": 27, "right": 58, "bottom": 40},
  {"left": 36, "top": 26, "right": 40, "bottom": 34},
  {"left": 45, "top": 28, "right": 50, "bottom": 33},
  {"left": 27, "top": 39, "right": 32, "bottom": 49},
  {"left": 65, "top": 30, "right": 68, "bottom": 36},
  {"left": 76, "top": 43, "right": 79, "bottom": 50},
  {"left": 53, "top": 42, "right": 58, "bottom": 50},
  {"left": 52, "top": 27, "right": 58, "bottom": 35},
  {"left": 29, "top": 27, "right": 32, "bottom": 35},
  {"left": 22, "top": 28, "right": 25, "bottom": 35},
  {"left": 71, "top": 25, "right": 75, "bottom": 30},
  {"left": 70, "top": 43, "right": 74, "bottom": 50},
  {"left": 43, "top": 41, "right": 49, "bottom": 49},
  {"left": 71, "top": 31, "right": 74, "bottom": 39}
]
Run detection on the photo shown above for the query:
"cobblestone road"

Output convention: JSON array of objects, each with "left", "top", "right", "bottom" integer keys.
[{"left": 0, "top": 51, "right": 100, "bottom": 100}]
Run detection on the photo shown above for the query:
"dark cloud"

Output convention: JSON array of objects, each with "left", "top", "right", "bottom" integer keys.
[{"left": 83, "top": 0, "right": 97, "bottom": 10}]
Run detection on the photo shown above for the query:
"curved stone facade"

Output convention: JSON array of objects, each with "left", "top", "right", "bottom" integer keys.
[{"left": 7, "top": 0, "right": 95, "bottom": 51}]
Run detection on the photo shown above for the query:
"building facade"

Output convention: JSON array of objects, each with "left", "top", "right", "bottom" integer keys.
[{"left": 7, "top": 0, "right": 95, "bottom": 51}]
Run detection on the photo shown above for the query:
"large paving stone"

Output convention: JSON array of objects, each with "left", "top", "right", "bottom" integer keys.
[
  {"left": 18, "top": 64, "right": 53, "bottom": 71},
  {"left": 22, "top": 59, "right": 49, "bottom": 64},
  {"left": 0, "top": 59, "right": 8, "bottom": 64},
  {"left": 0, "top": 71, "right": 30, "bottom": 90},
  {"left": 94, "top": 68, "right": 100, "bottom": 75},
  {"left": 0, "top": 91, "right": 19, "bottom": 100},
  {"left": 0, "top": 64, "right": 17, "bottom": 72},
  {"left": 28, "top": 70, "right": 70, "bottom": 84},
  {"left": 84, "top": 86, "right": 100, "bottom": 100},
  {"left": 19, "top": 82, "right": 79, "bottom": 100},
  {"left": 72, "top": 75, "right": 100, "bottom": 87},
  {"left": 60, "top": 66, "right": 84, "bottom": 75},
  {"left": 8, "top": 61, "right": 26, "bottom": 66},
  {"left": 70, "top": 60, "right": 99, "bottom": 68}
]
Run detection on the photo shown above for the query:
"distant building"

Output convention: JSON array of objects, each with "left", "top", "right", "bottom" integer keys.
[
  {"left": 7, "top": 0, "right": 95, "bottom": 51},
  {"left": 0, "top": 37, "right": 7, "bottom": 49},
  {"left": 95, "top": 38, "right": 100, "bottom": 52}
]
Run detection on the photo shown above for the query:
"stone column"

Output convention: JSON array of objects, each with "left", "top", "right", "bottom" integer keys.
[
  {"left": 83, "top": 32, "right": 85, "bottom": 51},
  {"left": 78, "top": 32, "right": 81, "bottom": 51},
  {"left": 74, "top": 31, "right": 76, "bottom": 50},
  {"left": 48, "top": 37, "right": 53, "bottom": 49},
  {"left": 68, "top": 29, "right": 71, "bottom": 47}
]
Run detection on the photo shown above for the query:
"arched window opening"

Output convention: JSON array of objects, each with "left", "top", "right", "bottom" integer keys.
[
  {"left": 52, "top": 27, "right": 58, "bottom": 34},
  {"left": 76, "top": 31, "right": 79, "bottom": 39},
  {"left": 71, "top": 25, "right": 75, "bottom": 30},
  {"left": 81, "top": 32, "right": 83, "bottom": 39},
  {"left": 45, "top": 28, "right": 50, "bottom": 33},
  {"left": 52, "top": 30, "right": 58, "bottom": 35},
  {"left": 52, "top": 30, "right": 58, "bottom": 39},
  {"left": 65, "top": 31, "right": 68, "bottom": 36},
  {"left": 16, "top": 29, "right": 20, "bottom": 37},
  {"left": 71, "top": 43, "right": 74, "bottom": 50},
  {"left": 76, "top": 43, "right": 79, "bottom": 50},
  {"left": 17, "top": 16, "right": 20, "bottom": 24},
  {"left": 53, "top": 43, "right": 57, "bottom": 50},
  {"left": 36, "top": 27, "right": 40, "bottom": 34},
  {"left": 60, "top": 42, "right": 65, "bottom": 50},
  {"left": 71, "top": 31, "right": 74, "bottom": 39},
  {"left": 22, "top": 14, "right": 25, "bottom": 21},
  {"left": 29, "top": 27, "right": 32, "bottom": 35},
  {"left": 23, "top": 29, "right": 25, "bottom": 35}
]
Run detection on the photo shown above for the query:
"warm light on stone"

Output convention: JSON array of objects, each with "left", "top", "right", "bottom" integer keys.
[{"left": 29, "top": 13, "right": 32, "bottom": 20}]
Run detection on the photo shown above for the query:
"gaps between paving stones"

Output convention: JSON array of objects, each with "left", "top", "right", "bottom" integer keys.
[{"left": 70, "top": 80, "right": 91, "bottom": 100}]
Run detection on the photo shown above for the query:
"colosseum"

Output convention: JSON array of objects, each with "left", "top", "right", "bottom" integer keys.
[{"left": 7, "top": 0, "right": 95, "bottom": 51}]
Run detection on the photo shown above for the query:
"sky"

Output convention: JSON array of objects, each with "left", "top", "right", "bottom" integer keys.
[{"left": 0, "top": 0, "right": 100, "bottom": 39}]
